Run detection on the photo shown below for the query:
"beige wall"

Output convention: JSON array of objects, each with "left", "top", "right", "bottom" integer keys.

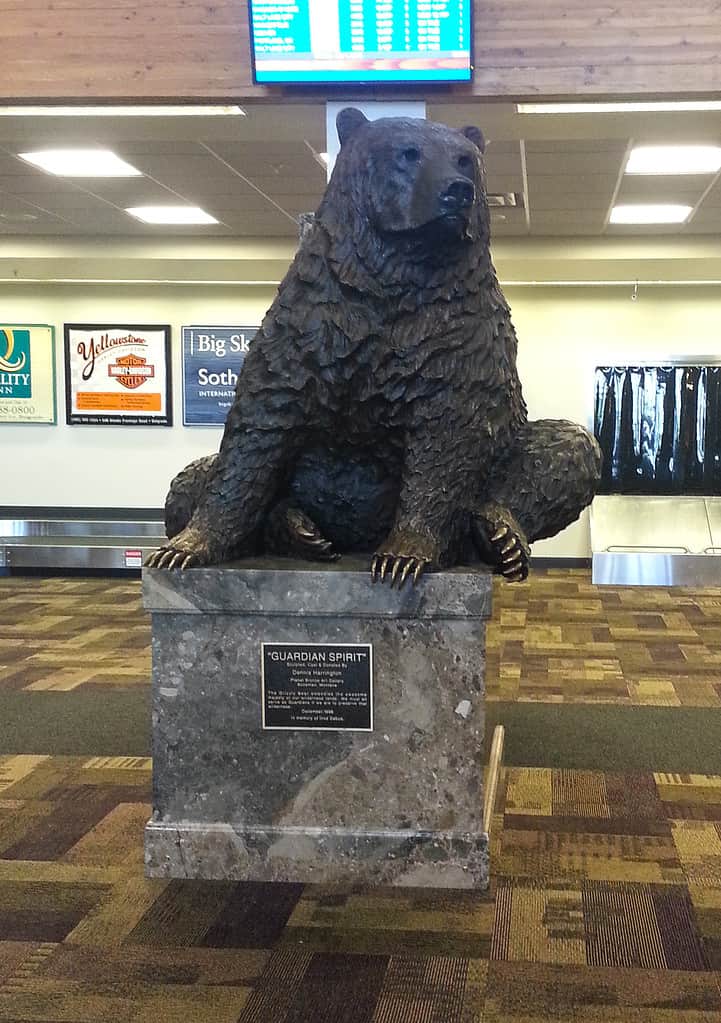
[
  {"left": 508, "top": 283, "right": 721, "bottom": 557},
  {"left": 3, "top": 240, "right": 720, "bottom": 557}
]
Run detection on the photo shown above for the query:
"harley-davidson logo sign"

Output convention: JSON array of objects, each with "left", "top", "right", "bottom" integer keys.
[{"left": 108, "top": 353, "right": 155, "bottom": 390}]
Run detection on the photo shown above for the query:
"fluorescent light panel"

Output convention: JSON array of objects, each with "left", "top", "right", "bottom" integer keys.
[
  {"left": 1, "top": 105, "right": 244, "bottom": 116},
  {"left": 610, "top": 204, "right": 692, "bottom": 224},
  {"left": 126, "top": 205, "right": 219, "bottom": 225},
  {"left": 518, "top": 101, "right": 721, "bottom": 113},
  {"left": 626, "top": 145, "right": 721, "bottom": 175},
  {"left": 19, "top": 148, "right": 142, "bottom": 177}
]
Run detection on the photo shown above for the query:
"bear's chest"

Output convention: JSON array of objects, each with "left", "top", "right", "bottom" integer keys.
[
  {"left": 341, "top": 304, "right": 506, "bottom": 392},
  {"left": 328, "top": 312, "right": 510, "bottom": 442}
]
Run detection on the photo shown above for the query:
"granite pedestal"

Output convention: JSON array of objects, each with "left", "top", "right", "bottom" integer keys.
[{"left": 144, "top": 558, "right": 493, "bottom": 889}]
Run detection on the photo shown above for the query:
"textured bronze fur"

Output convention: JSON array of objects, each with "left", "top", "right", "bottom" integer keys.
[{"left": 148, "top": 109, "right": 601, "bottom": 584}]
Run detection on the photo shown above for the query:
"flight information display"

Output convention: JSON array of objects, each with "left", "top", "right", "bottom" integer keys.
[{"left": 249, "top": 1, "right": 472, "bottom": 83}]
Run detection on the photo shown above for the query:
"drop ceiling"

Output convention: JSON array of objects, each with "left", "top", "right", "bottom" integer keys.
[{"left": 0, "top": 102, "right": 719, "bottom": 238}]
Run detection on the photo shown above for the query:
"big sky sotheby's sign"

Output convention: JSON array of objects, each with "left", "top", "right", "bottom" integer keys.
[{"left": 182, "top": 325, "right": 259, "bottom": 426}]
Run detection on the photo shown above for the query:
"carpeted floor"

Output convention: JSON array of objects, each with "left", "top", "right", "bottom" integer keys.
[{"left": 1, "top": 570, "right": 721, "bottom": 1020}]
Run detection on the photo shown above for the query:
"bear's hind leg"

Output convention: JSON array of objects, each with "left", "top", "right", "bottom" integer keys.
[
  {"left": 146, "top": 416, "right": 310, "bottom": 569},
  {"left": 164, "top": 454, "right": 218, "bottom": 541},
  {"left": 473, "top": 419, "right": 602, "bottom": 581},
  {"left": 161, "top": 455, "right": 338, "bottom": 562}
]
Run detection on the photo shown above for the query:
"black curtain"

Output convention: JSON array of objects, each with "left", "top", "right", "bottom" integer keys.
[
  {"left": 596, "top": 368, "right": 617, "bottom": 489},
  {"left": 594, "top": 364, "right": 721, "bottom": 496},
  {"left": 705, "top": 367, "right": 721, "bottom": 491},
  {"left": 618, "top": 369, "right": 639, "bottom": 488},
  {"left": 675, "top": 366, "right": 702, "bottom": 489},
  {"left": 656, "top": 368, "right": 675, "bottom": 487}
]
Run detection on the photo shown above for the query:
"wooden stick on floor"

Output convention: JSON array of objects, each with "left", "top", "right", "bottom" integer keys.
[{"left": 483, "top": 724, "right": 505, "bottom": 835}]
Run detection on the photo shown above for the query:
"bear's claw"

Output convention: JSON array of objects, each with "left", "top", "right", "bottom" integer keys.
[
  {"left": 144, "top": 525, "right": 209, "bottom": 570},
  {"left": 489, "top": 523, "right": 529, "bottom": 582},
  {"left": 145, "top": 547, "right": 198, "bottom": 570},
  {"left": 370, "top": 553, "right": 428, "bottom": 588}
]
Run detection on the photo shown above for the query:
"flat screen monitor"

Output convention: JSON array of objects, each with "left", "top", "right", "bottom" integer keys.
[{"left": 249, "top": 1, "right": 472, "bottom": 84}]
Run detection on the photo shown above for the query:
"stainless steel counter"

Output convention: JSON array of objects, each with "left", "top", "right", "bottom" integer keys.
[
  {"left": 591, "top": 495, "right": 721, "bottom": 586},
  {"left": 0, "top": 514, "right": 165, "bottom": 570}
]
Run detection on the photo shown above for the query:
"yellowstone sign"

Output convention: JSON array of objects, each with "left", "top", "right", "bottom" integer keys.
[{"left": 64, "top": 324, "right": 172, "bottom": 426}]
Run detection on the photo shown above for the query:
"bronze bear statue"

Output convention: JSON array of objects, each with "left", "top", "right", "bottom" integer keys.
[{"left": 147, "top": 108, "right": 601, "bottom": 586}]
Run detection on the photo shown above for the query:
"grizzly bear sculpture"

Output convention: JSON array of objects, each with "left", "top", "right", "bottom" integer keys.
[{"left": 147, "top": 108, "right": 601, "bottom": 586}]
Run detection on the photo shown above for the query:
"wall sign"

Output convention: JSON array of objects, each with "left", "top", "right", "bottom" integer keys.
[
  {"left": 261, "top": 642, "right": 373, "bottom": 731},
  {"left": 124, "top": 548, "right": 143, "bottom": 568},
  {"left": 182, "top": 324, "right": 259, "bottom": 426},
  {"left": 65, "top": 324, "right": 172, "bottom": 426},
  {"left": 0, "top": 324, "right": 56, "bottom": 424}
]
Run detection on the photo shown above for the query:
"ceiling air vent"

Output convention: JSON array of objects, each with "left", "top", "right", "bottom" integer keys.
[{"left": 486, "top": 192, "right": 523, "bottom": 208}]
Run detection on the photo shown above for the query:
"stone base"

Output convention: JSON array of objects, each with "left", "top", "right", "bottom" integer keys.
[
  {"left": 143, "top": 557, "right": 493, "bottom": 890},
  {"left": 145, "top": 822, "right": 489, "bottom": 888}
]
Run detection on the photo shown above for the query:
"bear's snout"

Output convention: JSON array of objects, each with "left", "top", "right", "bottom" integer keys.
[{"left": 439, "top": 178, "right": 475, "bottom": 214}]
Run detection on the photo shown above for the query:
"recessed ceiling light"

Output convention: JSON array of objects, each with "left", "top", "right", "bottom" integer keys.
[
  {"left": 125, "top": 205, "right": 219, "bottom": 225},
  {"left": 517, "top": 101, "right": 721, "bottom": 113},
  {"left": 625, "top": 145, "right": 721, "bottom": 175},
  {"left": 19, "top": 149, "right": 142, "bottom": 177},
  {"left": 0, "top": 105, "right": 245, "bottom": 116},
  {"left": 610, "top": 204, "right": 692, "bottom": 225}
]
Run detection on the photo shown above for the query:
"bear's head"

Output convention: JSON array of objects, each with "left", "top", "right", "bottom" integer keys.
[{"left": 325, "top": 108, "right": 488, "bottom": 247}]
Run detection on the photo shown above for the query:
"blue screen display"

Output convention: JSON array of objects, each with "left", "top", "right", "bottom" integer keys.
[{"left": 249, "top": 1, "right": 472, "bottom": 84}]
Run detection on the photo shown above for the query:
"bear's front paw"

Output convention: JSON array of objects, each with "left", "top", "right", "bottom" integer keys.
[
  {"left": 471, "top": 502, "right": 530, "bottom": 583},
  {"left": 370, "top": 528, "right": 441, "bottom": 588},
  {"left": 490, "top": 523, "right": 529, "bottom": 582},
  {"left": 144, "top": 526, "right": 211, "bottom": 570}
]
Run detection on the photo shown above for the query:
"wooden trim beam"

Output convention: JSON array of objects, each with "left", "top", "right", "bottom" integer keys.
[{"left": 2, "top": 2, "right": 721, "bottom": 102}]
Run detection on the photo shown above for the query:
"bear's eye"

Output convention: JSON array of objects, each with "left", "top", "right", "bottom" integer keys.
[
  {"left": 400, "top": 146, "right": 421, "bottom": 164},
  {"left": 458, "top": 154, "right": 474, "bottom": 174}
]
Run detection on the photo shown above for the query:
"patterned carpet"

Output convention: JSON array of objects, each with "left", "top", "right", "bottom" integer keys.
[
  {"left": 1, "top": 570, "right": 721, "bottom": 1021},
  {"left": 487, "top": 569, "right": 721, "bottom": 706}
]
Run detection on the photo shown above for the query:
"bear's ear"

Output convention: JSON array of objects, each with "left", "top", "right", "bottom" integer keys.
[
  {"left": 337, "top": 107, "right": 369, "bottom": 147},
  {"left": 461, "top": 126, "right": 486, "bottom": 153}
]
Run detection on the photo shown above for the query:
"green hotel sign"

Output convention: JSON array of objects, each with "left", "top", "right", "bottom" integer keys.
[
  {"left": 0, "top": 324, "right": 56, "bottom": 424},
  {"left": 0, "top": 327, "right": 32, "bottom": 398}
]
